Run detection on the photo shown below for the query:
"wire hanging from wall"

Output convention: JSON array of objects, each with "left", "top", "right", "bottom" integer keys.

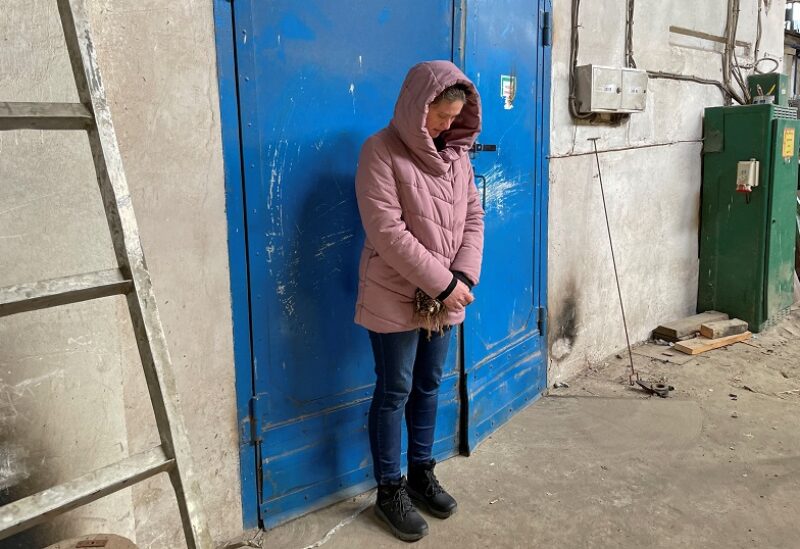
[
  {"left": 568, "top": 0, "right": 594, "bottom": 120},
  {"left": 568, "top": 0, "right": 628, "bottom": 124},
  {"left": 755, "top": 0, "right": 764, "bottom": 61},
  {"left": 635, "top": 0, "right": 746, "bottom": 105},
  {"left": 751, "top": 0, "right": 780, "bottom": 74},
  {"left": 570, "top": 0, "right": 772, "bottom": 121},
  {"left": 727, "top": 0, "right": 753, "bottom": 103},
  {"left": 625, "top": 0, "right": 637, "bottom": 69}
]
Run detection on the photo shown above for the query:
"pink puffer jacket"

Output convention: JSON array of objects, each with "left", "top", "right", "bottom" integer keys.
[{"left": 354, "top": 60, "right": 485, "bottom": 333}]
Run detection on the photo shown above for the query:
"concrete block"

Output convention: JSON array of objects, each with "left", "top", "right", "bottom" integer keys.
[{"left": 700, "top": 318, "right": 749, "bottom": 339}]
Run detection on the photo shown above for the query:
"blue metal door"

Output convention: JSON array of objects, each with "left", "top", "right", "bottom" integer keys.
[
  {"left": 461, "top": 0, "right": 551, "bottom": 450},
  {"left": 232, "top": 1, "right": 460, "bottom": 527}
]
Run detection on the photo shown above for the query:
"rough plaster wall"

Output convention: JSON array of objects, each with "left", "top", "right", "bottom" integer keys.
[
  {"left": 0, "top": 1, "right": 241, "bottom": 547},
  {"left": 548, "top": 0, "right": 787, "bottom": 381}
]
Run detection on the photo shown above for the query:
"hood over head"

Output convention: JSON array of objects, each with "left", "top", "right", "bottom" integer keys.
[{"left": 390, "top": 60, "right": 481, "bottom": 175}]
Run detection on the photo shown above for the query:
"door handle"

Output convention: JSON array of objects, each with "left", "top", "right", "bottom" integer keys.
[
  {"left": 472, "top": 144, "right": 496, "bottom": 207},
  {"left": 470, "top": 143, "right": 497, "bottom": 153}
]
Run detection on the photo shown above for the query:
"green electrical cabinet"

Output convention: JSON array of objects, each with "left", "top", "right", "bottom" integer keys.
[{"left": 700, "top": 104, "right": 799, "bottom": 332}]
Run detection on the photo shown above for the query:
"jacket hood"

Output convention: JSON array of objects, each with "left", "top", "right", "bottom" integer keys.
[{"left": 390, "top": 60, "right": 481, "bottom": 175}]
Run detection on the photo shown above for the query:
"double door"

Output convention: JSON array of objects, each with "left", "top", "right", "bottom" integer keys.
[{"left": 230, "top": 0, "right": 550, "bottom": 526}]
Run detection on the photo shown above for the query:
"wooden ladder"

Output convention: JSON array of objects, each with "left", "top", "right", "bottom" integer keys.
[{"left": 0, "top": 1, "right": 213, "bottom": 547}]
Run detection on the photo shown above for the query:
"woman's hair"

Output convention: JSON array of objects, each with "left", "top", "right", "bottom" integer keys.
[{"left": 431, "top": 84, "right": 469, "bottom": 105}]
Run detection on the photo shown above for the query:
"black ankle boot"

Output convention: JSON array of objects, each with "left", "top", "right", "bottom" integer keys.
[
  {"left": 375, "top": 478, "right": 429, "bottom": 542},
  {"left": 406, "top": 460, "right": 458, "bottom": 518}
]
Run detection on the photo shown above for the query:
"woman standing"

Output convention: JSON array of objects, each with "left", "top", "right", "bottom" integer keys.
[{"left": 354, "top": 60, "right": 484, "bottom": 541}]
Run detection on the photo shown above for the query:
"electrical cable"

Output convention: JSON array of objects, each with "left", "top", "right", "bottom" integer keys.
[
  {"left": 733, "top": 48, "right": 752, "bottom": 103},
  {"left": 723, "top": 0, "right": 747, "bottom": 105},
  {"left": 568, "top": 0, "right": 594, "bottom": 120},
  {"left": 548, "top": 139, "right": 703, "bottom": 159},
  {"left": 731, "top": 0, "right": 778, "bottom": 100},
  {"left": 755, "top": 57, "right": 780, "bottom": 74},
  {"left": 625, "top": 0, "right": 637, "bottom": 68},
  {"left": 754, "top": 0, "right": 763, "bottom": 63},
  {"left": 647, "top": 71, "right": 733, "bottom": 100},
  {"left": 752, "top": 0, "right": 779, "bottom": 75},
  {"left": 732, "top": 1, "right": 754, "bottom": 101},
  {"left": 569, "top": 0, "right": 631, "bottom": 124},
  {"left": 627, "top": 0, "right": 735, "bottom": 103},
  {"left": 722, "top": 0, "right": 735, "bottom": 103},
  {"left": 572, "top": 0, "right": 753, "bottom": 119}
]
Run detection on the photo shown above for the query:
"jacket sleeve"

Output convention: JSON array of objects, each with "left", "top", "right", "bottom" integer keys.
[
  {"left": 355, "top": 138, "right": 455, "bottom": 298},
  {"left": 449, "top": 163, "right": 485, "bottom": 285}
]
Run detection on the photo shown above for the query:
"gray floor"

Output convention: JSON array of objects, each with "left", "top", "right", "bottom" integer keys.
[{"left": 231, "top": 310, "right": 800, "bottom": 549}]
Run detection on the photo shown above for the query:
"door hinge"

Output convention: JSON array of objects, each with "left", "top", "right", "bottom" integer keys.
[
  {"left": 240, "top": 395, "right": 262, "bottom": 447},
  {"left": 537, "top": 306, "right": 548, "bottom": 336},
  {"left": 542, "top": 10, "right": 552, "bottom": 47}
]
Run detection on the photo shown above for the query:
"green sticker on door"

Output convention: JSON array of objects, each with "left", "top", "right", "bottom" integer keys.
[{"left": 500, "top": 74, "right": 517, "bottom": 110}]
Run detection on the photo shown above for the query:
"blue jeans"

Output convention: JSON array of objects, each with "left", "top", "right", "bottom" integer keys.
[{"left": 368, "top": 328, "right": 452, "bottom": 485}]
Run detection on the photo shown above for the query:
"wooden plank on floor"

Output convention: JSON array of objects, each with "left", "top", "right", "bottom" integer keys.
[{"left": 674, "top": 331, "right": 752, "bottom": 355}]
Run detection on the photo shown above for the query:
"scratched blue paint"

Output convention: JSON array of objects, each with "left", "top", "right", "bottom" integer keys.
[
  {"left": 461, "top": 0, "right": 551, "bottom": 452},
  {"left": 233, "top": 0, "right": 457, "bottom": 527},
  {"left": 211, "top": 0, "right": 259, "bottom": 529}
]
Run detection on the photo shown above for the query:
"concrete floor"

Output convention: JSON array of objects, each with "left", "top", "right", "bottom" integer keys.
[{"left": 231, "top": 309, "right": 800, "bottom": 549}]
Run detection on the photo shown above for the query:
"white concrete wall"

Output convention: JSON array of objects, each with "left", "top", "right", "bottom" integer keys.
[
  {"left": 0, "top": 1, "right": 241, "bottom": 547},
  {"left": 547, "top": 0, "right": 788, "bottom": 380}
]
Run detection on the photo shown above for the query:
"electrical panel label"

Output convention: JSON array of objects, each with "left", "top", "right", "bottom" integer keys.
[{"left": 783, "top": 127, "right": 795, "bottom": 159}]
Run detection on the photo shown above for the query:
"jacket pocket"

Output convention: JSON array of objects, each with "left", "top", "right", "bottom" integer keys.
[
  {"left": 365, "top": 254, "right": 416, "bottom": 299},
  {"left": 358, "top": 246, "right": 374, "bottom": 281}
]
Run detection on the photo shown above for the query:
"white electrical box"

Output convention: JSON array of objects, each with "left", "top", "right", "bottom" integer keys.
[
  {"left": 736, "top": 159, "right": 760, "bottom": 193},
  {"left": 621, "top": 68, "right": 648, "bottom": 111},
  {"left": 575, "top": 65, "right": 621, "bottom": 113},
  {"left": 575, "top": 64, "right": 649, "bottom": 114}
]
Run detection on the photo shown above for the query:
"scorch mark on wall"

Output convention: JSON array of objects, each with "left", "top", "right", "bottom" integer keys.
[{"left": 550, "top": 279, "right": 579, "bottom": 362}]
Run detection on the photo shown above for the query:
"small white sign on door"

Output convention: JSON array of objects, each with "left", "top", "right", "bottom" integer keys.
[{"left": 500, "top": 74, "right": 517, "bottom": 110}]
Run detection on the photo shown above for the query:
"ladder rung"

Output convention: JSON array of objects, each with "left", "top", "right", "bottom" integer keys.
[
  {"left": 0, "top": 446, "right": 174, "bottom": 539},
  {"left": 0, "top": 269, "right": 132, "bottom": 317},
  {"left": 0, "top": 102, "right": 93, "bottom": 130}
]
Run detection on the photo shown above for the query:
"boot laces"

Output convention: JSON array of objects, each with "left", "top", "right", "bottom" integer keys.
[
  {"left": 392, "top": 485, "right": 413, "bottom": 519},
  {"left": 424, "top": 470, "right": 444, "bottom": 497}
]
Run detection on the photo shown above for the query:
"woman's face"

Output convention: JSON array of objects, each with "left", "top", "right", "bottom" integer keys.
[{"left": 425, "top": 99, "right": 465, "bottom": 139}]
